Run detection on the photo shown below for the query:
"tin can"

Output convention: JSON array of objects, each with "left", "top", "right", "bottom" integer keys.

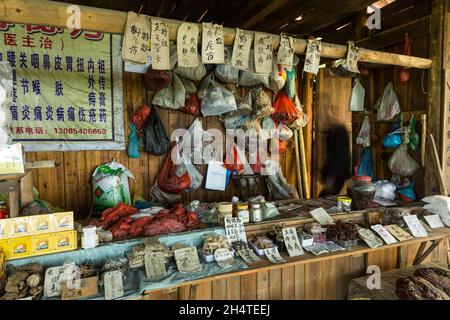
[{"left": 337, "top": 197, "right": 352, "bottom": 212}]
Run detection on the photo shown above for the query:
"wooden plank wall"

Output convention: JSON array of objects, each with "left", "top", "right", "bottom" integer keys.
[
  {"left": 144, "top": 239, "right": 449, "bottom": 300},
  {"left": 26, "top": 71, "right": 301, "bottom": 217}
]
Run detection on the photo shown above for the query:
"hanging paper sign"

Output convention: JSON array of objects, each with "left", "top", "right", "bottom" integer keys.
[
  {"left": 254, "top": 33, "right": 273, "bottom": 74},
  {"left": 303, "top": 39, "right": 322, "bottom": 75},
  {"left": 214, "top": 248, "right": 235, "bottom": 269},
  {"left": 238, "top": 248, "right": 261, "bottom": 264},
  {"left": 231, "top": 28, "right": 253, "bottom": 70},
  {"left": 224, "top": 217, "right": 247, "bottom": 243},
  {"left": 282, "top": 227, "right": 304, "bottom": 257},
  {"left": 177, "top": 23, "right": 199, "bottom": 67},
  {"left": 403, "top": 215, "right": 428, "bottom": 238},
  {"left": 43, "top": 262, "right": 77, "bottom": 298},
  {"left": 145, "top": 252, "right": 167, "bottom": 279},
  {"left": 201, "top": 23, "right": 225, "bottom": 64},
  {"left": 357, "top": 228, "right": 384, "bottom": 248},
  {"left": 122, "top": 12, "right": 150, "bottom": 64},
  {"left": 103, "top": 270, "right": 124, "bottom": 300},
  {"left": 277, "top": 34, "right": 294, "bottom": 68},
  {"left": 424, "top": 214, "right": 445, "bottom": 228},
  {"left": 151, "top": 19, "right": 170, "bottom": 70},
  {"left": 371, "top": 224, "right": 398, "bottom": 244},
  {"left": 346, "top": 41, "right": 360, "bottom": 74},
  {"left": 384, "top": 225, "right": 413, "bottom": 241},
  {"left": 309, "top": 207, "right": 334, "bottom": 225},
  {"left": 174, "top": 247, "right": 202, "bottom": 273},
  {"left": 264, "top": 247, "right": 286, "bottom": 264}
]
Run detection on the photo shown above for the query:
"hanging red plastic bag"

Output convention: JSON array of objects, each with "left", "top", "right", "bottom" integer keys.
[
  {"left": 180, "top": 94, "right": 201, "bottom": 117},
  {"left": 131, "top": 105, "right": 151, "bottom": 132},
  {"left": 157, "top": 146, "right": 191, "bottom": 194},
  {"left": 224, "top": 145, "right": 244, "bottom": 171},
  {"left": 145, "top": 66, "right": 171, "bottom": 91},
  {"left": 271, "top": 91, "right": 299, "bottom": 123}
]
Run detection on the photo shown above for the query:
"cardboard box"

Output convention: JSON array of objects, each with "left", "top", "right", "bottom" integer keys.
[
  {"left": 0, "top": 219, "right": 10, "bottom": 239},
  {"left": 9, "top": 236, "right": 32, "bottom": 259},
  {"left": 32, "top": 233, "right": 54, "bottom": 255},
  {"left": 30, "top": 214, "right": 54, "bottom": 234},
  {"left": 61, "top": 276, "right": 99, "bottom": 300},
  {"left": 52, "top": 212, "right": 74, "bottom": 232},
  {"left": 0, "top": 239, "right": 10, "bottom": 260},
  {"left": 53, "top": 230, "right": 77, "bottom": 253},
  {"left": 10, "top": 217, "right": 31, "bottom": 237}
]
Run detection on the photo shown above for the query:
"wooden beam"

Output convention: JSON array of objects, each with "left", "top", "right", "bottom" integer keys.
[{"left": 0, "top": 0, "right": 433, "bottom": 69}]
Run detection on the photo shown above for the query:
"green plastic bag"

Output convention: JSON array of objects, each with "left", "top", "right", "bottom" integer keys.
[
  {"left": 92, "top": 160, "right": 134, "bottom": 212},
  {"left": 408, "top": 114, "right": 419, "bottom": 151}
]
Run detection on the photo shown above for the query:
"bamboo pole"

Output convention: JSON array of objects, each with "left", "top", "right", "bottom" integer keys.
[
  {"left": 421, "top": 114, "right": 427, "bottom": 167},
  {"left": 293, "top": 130, "right": 304, "bottom": 199},
  {"left": 298, "top": 127, "right": 310, "bottom": 199},
  {"left": 429, "top": 134, "right": 448, "bottom": 196},
  {"left": 0, "top": 0, "right": 433, "bottom": 69}
]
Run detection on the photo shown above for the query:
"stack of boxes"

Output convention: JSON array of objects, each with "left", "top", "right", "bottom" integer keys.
[{"left": 0, "top": 212, "right": 77, "bottom": 261}]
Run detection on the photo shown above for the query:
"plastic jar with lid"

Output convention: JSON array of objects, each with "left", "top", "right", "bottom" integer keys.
[
  {"left": 251, "top": 203, "right": 263, "bottom": 223},
  {"left": 347, "top": 176, "right": 376, "bottom": 210},
  {"left": 236, "top": 203, "right": 250, "bottom": 223},
  {"left": 217, "top": 202, "right": 233, "bottom": 225}
]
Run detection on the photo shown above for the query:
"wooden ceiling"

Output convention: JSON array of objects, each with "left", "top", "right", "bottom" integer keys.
[{"left": 56, "top": 0, "right": 376, "bottom": 36}]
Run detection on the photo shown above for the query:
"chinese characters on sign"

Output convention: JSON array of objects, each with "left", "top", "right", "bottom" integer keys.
[
  {"left": 403, "top": 215, "right": 428, "bottom": 238},
  {"left": 121, "top": 12, "right": 150, "bottom": 64},
  {"left": 177, "top": 23, "right": 199, "bottom": 67},
  {"left": 144, "top": 252, "right": 167, "bottom": 279},
  {"left": 231, "top": 28, "right": 253, "bottom": 71},
  {"left": 282, "top": 227, "right": 304, "bottom": 257},
  {"left": 151, "top": 19, "right": 170, "bottom": 70},
  {"left": 277, "top": 34, "right": 294, "bottom": 68},
  {"left": 254, "top": 33, "right": 273, "bottom": 74},
  {"left": 0, "top": 22, "right": 124, "bottom": 151},
  {"left": 103, "top": 270, "right": 124, "bottom": 300},
  {"left": 201, "top": 23, "right": 225, "bottom": 64},
  {"left": 237, "top": 248, "right": 261, "bottom": 264},
  {"left": 346, "top": 41, "right": 360, "bottom": 73},
  {"left": 224, "top": 217, "right": 247, "bottom": 243},
  {"left": 303, "top": 39, "right": 322, "bottom": 75},
  {"left": 174, "top": 247, "right": 202, "bottom": 273},
  {"left": 263, "top": 247, "right": 286, "bottom": 264}
]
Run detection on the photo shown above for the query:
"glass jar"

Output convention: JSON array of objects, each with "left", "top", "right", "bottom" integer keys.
[
  {"left": 236, "top": 203, "right": 250, "bottom": 223},
  {"left": 251, "top": 203, "right": 263, "bottom": 223},
  {"left": 217, "top": 202, "right": 233, "bottom": 225},
  {"left": 347, "top": 176, "right": 376, "bottom": 210}
]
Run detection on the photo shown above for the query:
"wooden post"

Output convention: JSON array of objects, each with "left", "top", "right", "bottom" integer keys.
[{"left": 293, "top": 130, "right": 304, "bottom": 199}]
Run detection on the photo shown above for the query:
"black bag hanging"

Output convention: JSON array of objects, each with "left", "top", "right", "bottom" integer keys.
[{"left": 143, "top": 107, "right": 170, "bottom": 155}]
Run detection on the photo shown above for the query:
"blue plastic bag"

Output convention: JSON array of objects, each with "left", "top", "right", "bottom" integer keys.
[
  {"left": 357, "top": 147, "right": 375, "bottom": 180},
  {"left": 383, "top": 117, "right": 402, "bottom": 148},
  {"left": 398, "top": 181, "right": 416, "bottom": 201},
  {"left": 128, "top": 123, "right": 139, "bottom": 158},
  {"left": 284, "top": 69, "right": 295, "bottom": 99}
]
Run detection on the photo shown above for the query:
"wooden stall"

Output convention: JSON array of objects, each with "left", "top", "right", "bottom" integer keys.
[{"left": 1, "top": 0, "right": 450, "bottom": 301}]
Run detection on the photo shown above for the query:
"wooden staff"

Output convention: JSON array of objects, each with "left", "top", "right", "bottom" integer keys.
[
  {"left": 421, "top": 114, "right": 427, "bottom": 167},
  {"left": 298, "top": 127, "right": 310, "bottom": 198},
  {"left": 293, "top": 130, "right": 304, "bottom": 199}
]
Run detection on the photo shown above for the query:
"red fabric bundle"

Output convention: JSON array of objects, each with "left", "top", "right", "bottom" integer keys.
[
  {"left": 131, "top": 105, "right": 151, "bottom": 132},
  {"left": 272, "top": 91, "right": 299, "bottom": 123},
  {"left": 181, "top": 94, "right": 201, "bottom": 117},
  {"left": 145, "top": 67, "right": 171, "bottom": 91},
  {"left": 157, "top": 147, "right": 191, "bottom": 194},
  {"left": 224, "top": 146, "right": 244, "bottom": 171},
  {"left": 143, "top": 217, "right": 187, "bottom": 236},
  {"left": 128, "top": 216, "right": 153, "bottom": 237}
]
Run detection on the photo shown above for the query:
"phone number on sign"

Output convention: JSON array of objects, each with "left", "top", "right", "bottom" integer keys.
[{"left": 54, "top": 128, "right": 108, "bottom": 135}]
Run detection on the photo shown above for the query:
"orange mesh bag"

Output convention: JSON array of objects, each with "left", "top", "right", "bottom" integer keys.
[
  {"left": 271, "top": 91, "right": 299, "bottom": 123},
  {"left": 157, "top": 146, "right": 191, "bottom": 194}
]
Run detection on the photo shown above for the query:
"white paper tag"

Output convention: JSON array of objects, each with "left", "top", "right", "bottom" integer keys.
[
  {"left": 121, "top": 12, "right": 150, "bottom": 64},
  {"left": 214, "top": 248, "right": 235, "bottom": 269},
  {"left": 44, "top": 263, "right": 77, "bottom": 298},
  {"left": 177, "top": 23, "right": 199, "bottom": 67},
  {"left": 277, "top": 34, "right": 294, "bottom": 68},
  {"left": 346, "top": 41, "right": 360, "bottom": 73},
  {"left": 384, "top": 225, "right": 413, "bottom": 241},
  {"left": 371, "top": 224, "right": 398, "bottom": 244},
  {"left": 103, "top": 270, "right": 124, "bottom": 300},
  {"left": 282, "top": 227, "right": 304, "bottom": 257},
  {"left": 309, "top": 207, "right": 334, "bottom": 225},
  {"left": 424, "top": 214, "right": 445, "bottom": 228},
  {"left": 403, "top": 215, "right": 428, "bottom": 237},
  {"left": 358, "top": 228, "right": 384, "bottom": 248},
  {"left": 174, "top": 247, "right": 202, "bottom": 273},
  {"left": 202, "top": 23, "right": 225, "bottom": 64},
  {"left": 145, "top": 252, "right": 167, "bottom": 279},
  {"left": 231, "top": 28, "right": 253, "bottom": 71},
  {"left": 205, "top": 161, "right": 227, "bottom": 191},
  {"left": 238, "top": 248, "right": 261, "bottom": 264},
  {"left": 224, "top": 217, "right": 247, "bottom": 243},
  {"left": 264, "top": 247, "right": 286, "bottom": 264},
  {"left": 303, "top": 39, "right": 322, "bottom": 75},
  {"left": 254, "top": 33, "right": 273, "bottom": 74},
  {"left": 151, "top": 19, "right": 170, "bottom": 70}
]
